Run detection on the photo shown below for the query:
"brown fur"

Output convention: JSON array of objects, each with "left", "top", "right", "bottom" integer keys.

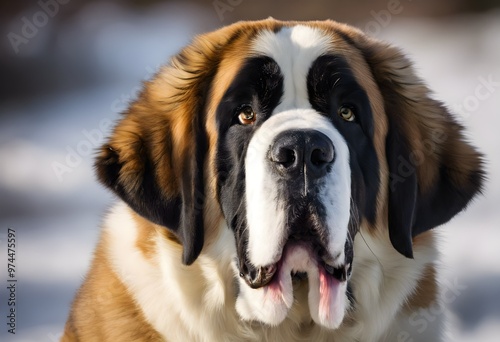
[
  {"left": 63, "top": 233, "right": 163, "bottom": 341},
  {"left": 405, "top": 265, "right": 439, "bottom": 311}
]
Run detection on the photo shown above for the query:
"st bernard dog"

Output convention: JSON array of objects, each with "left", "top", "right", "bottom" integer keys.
[{"left": 63, "top": 19, "right": 484, "bottom": 341}]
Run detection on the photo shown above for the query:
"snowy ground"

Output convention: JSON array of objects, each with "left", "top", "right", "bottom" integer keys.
[{"left": 0, "top": 4, "right": 499, "bottom": 341}]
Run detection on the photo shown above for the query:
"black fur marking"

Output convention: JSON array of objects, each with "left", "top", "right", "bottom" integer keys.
[
  {"left": 95, "top": 143, "right": 183, "bottom": 233},
  {"left": 307, "top": 54, "right": 381, "bottom": 225},
  {"left": 385, "top": 121, "right": 417, "bottom": 258},
  {"left": 216, "top": 56, "right": 284, "bottom": 270}
]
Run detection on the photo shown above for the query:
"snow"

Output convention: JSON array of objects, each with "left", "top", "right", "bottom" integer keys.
[{"left": 1, "top": 5, "right": 499, "bottom": 341}]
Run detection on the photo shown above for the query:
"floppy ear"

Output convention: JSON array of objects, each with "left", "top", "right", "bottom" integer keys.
[
  {"left": 358, "top": 38, "right": 485, "bottom": 258},
  {"left": 94, "top": 38, "right": 217, "bottom": 265}
]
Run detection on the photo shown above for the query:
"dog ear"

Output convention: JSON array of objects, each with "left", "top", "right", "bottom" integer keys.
[
  {"left": 94, "top": 20, "right": 285, "bottom": 264},
  {"left": 357, "top": 37, "right": 485, "bottom": 258},
  {"left": 94, "top": 38, "right": 218, "bottom": 265}
]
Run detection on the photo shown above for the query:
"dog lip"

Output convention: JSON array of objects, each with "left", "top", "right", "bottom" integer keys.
[
  {"left": 321, "top": 252, "right": 351, "bottom": 282},
  {"left": 322, "top": 261, "right": 350, "bottom": 282},
  {"left": 240, "top": 263, "right": 278, "bottom": 289}
]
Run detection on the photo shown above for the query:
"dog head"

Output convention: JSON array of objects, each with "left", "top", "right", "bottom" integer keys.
[{"left": 95, "top": 19, "right": 484, "bottom": 329}]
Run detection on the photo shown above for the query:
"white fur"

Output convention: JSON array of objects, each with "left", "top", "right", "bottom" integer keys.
[
  {"left": 345, "top": 227, "right": 442, "bottom": 341},
  {"left": 104, "top": 201, "right": 442, "bottom": 341}
]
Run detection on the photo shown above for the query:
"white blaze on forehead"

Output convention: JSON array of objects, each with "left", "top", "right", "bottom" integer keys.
[{"left": 251, "top": 25, "right": 332, "bottom": 111}]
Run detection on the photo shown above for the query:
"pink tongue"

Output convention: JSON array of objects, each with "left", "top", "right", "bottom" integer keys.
[
  {"left": 319, "top": 266, "right": 341, "bottom": 322},
  {"left": 264, "top": 244, "right": 345, "bottom": 328}
]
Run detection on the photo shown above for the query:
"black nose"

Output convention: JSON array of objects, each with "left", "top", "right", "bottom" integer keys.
[{"left": 269, "top": 130, "right": 334, "bottom": 179}]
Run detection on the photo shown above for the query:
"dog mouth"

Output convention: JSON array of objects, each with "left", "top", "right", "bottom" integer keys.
[
  {"left": 239, "top": 209, "right": 352, "bottom": 290},
  {"left": 237, "top": 237, "right": 352, "bottom": 329},
  {"left": 235, "top": 205, "right": 353, "bottom": 329},
  {"left": 240, "top": 240, "right": 351, "bottom": 290}
]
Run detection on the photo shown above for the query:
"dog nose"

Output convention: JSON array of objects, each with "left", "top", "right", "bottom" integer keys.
[{"left": 269, "top": 130, "right": 334, "bottom": 179}]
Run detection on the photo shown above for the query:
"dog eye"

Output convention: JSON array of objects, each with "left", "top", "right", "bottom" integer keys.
[
  {"left": 238, "top": 105, "right": 256, "bottom": 125},
  {"left": 338, "top": 105, "right": 355, "bottom": 122}
]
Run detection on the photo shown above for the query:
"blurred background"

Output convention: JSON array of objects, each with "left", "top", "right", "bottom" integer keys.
[{"left": 0, "top": 0, "right": 499, "bottom": 341}]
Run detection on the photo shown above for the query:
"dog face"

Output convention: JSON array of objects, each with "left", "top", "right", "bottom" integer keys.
[
  {"left": 95, "top": 19, "right": 484, "bottom": 330},
  {"left": 214, "top": 26, "right": 381, "bottom": 327}
]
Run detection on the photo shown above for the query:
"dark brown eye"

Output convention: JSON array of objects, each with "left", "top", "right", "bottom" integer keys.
[
  {"left": 238, "top": 105, "right": 256, "bottom": 125},
  {"left": 338, "top": 105, "right": 355, "bottom": 122}
]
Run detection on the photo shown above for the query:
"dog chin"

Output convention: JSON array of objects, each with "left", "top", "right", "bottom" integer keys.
[{"left": 235, "top": 243, "right": 349, "bottom": 329}]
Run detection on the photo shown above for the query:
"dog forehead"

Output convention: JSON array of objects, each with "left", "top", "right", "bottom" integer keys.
[
  {"left": 251, "top": 25, "right": 333, "bottom": 61},
  {"left": 250, "top": 25, "right": 334, "bottom": 111}
]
